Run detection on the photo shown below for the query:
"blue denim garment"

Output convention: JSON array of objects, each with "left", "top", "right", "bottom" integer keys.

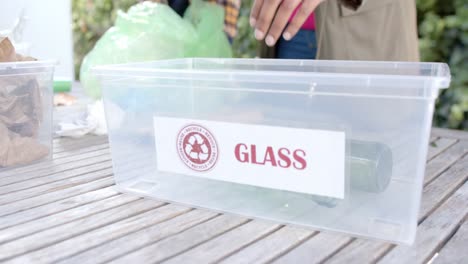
[{"left": 276, "top": 29, "right": 317, "bottom": 59}]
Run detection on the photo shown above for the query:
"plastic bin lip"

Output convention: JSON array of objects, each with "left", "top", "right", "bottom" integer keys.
[
  {"left": 0, "top": 60, "right": 57, "bottom": 70},
  {"left": 0, "top": 60, "right": 57, "bottom": 76},
  {"left": 92, "top": 58, "right": 452, "bottom": 89}
]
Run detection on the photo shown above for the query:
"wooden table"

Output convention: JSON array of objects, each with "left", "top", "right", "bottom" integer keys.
[{"left": 0, "top": 128, "right": 466, "bottom": 264}]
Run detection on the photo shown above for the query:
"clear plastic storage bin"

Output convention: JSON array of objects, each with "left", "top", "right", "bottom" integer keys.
[
  {"left": 94, "top": 58, "right": 451, "bottom": 245},
  {"left": 0, "top": 61, "right": 55, "bottom": 171}
]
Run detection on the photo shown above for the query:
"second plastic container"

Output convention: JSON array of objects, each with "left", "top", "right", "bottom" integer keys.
[{"left": 0, "top": 61, "right": 55, "bottom": 172}]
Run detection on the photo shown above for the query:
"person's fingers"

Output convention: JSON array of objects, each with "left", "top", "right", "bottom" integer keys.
[
  {"left": 254, "top": 0, "right": 283, "bottom": 41},
  {"left": 250, "top": 0, "right": 264, "bottom": 27},
  {"left": 283, "top": 0, "right": 322, "bottom": 41},
  {"left": 264, "top": 0, "right": 302, "bottom": 47}
]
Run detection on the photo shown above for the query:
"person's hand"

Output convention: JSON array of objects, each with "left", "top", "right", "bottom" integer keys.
[{"left": 250, "top": 0, "right": 325, "bottom": 46}]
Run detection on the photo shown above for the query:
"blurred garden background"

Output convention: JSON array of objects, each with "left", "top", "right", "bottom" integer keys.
[{"left": 72, "top": 0, "right": 467, "bottom": 130}]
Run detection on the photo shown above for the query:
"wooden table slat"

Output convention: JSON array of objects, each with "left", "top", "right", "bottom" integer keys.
[
  {"left": 0, "top": 177, "right": 114, "bottom": 217},
  {"left": 0, "top": 161, "right": 112, "bottom": 196},
  {"left": 426, "top": 138, "right": 458, "bottom": 161},
  {"left": 419, "top": 154, "right": 468, "bottom": 220},
  {"left": 54, "top": 142, "right": 109, "bottom": 159},
  {"left": 8, "top": 204, "right": 193, "bottom": 264},
  {"left": 0, "top": 149, "right": 110, "bottom": 184},
  {"left": 433, "top": 220, "right": 468, "bottom": 264},
  {"left": 0, "top": 194, "right": 139, "bottom": 245},
  {"left": 272, "top": 233, "right": 354, "bottom": 264},
  {"left": 219, "top": 226, "right": 315, "bottom": 264},
  {"left": 378, "top": 182, "right": 468, "bottom": 264},
  {"left": 312, "top": 238, "right": 388, "bottom": 264},
  {"left": 162, "top": 221, "right": 282, "bottom": 264},
  {"left": 58, "top": 210, "right": 221, "bottom": 264},
  {"left": 53, "top": 138, "right": 107, "bottom": 155},
  {"left": 431, "top": 128, "right": 468, "bottom": 140},
  {"left": 0, "top": 168, "right": 113, "bottom": 206},
  {"left": 2, "top": 138, "right": 109, "bottom": 177},
  {"left": 0, "top": 199, "right": 164, "bottom": 262},
  {"left": 52, "top": 136, "right": 108, "bottom": 153},
  {"left": 0, "top": 186, "right": 119, "bottom": 230},
  {"left": 327, "top": 239, "right": 392, "bottom": 264},
  {"left": 424, "top": 140, "right": 468, "bottom": 185},
  {"left": 111, "top": 215, "right": 249, "bottom": 264}
]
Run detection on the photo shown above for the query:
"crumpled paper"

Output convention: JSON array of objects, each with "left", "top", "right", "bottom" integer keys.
[
  {"left": 54, "top": 93, "right": 76, "bottom": 107},
  {"left": 56, "top": 100, "right": 113, "bottom": 138},
  {"left": 0, "top": 37, "right": 49, "bottom": 168},
  {"left": 0, "top": 37, "right": 17, "bottom": 62}
]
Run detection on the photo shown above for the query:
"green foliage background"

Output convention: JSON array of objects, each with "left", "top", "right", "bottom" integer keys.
[
  {"left": 417, "top": 0, "right": 467, "bottom": 130},
  {"left": 72, "top": 0, "right": 467, "bottom": 130}
]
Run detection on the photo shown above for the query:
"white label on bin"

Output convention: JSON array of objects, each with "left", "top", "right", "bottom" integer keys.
[{"left": 153, "top": 117, "right": 345, "bottom": 199}]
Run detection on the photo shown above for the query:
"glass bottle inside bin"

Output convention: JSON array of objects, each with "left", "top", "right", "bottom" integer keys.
[{"left": 311, "top": 140, "right": 393, "bottom": 208}]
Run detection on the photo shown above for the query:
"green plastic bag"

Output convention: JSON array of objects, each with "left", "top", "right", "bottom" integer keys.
[
  {"left": 184, "top": 0, "right": 233, "bottom": 58},
  {"left": 81, "top": 1, "right": 232, "bottom": 99}
]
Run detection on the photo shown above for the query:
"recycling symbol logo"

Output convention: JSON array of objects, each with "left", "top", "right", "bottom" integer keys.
[{"left": 177, "top": 124, "right": 218, "bottom": 172}]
